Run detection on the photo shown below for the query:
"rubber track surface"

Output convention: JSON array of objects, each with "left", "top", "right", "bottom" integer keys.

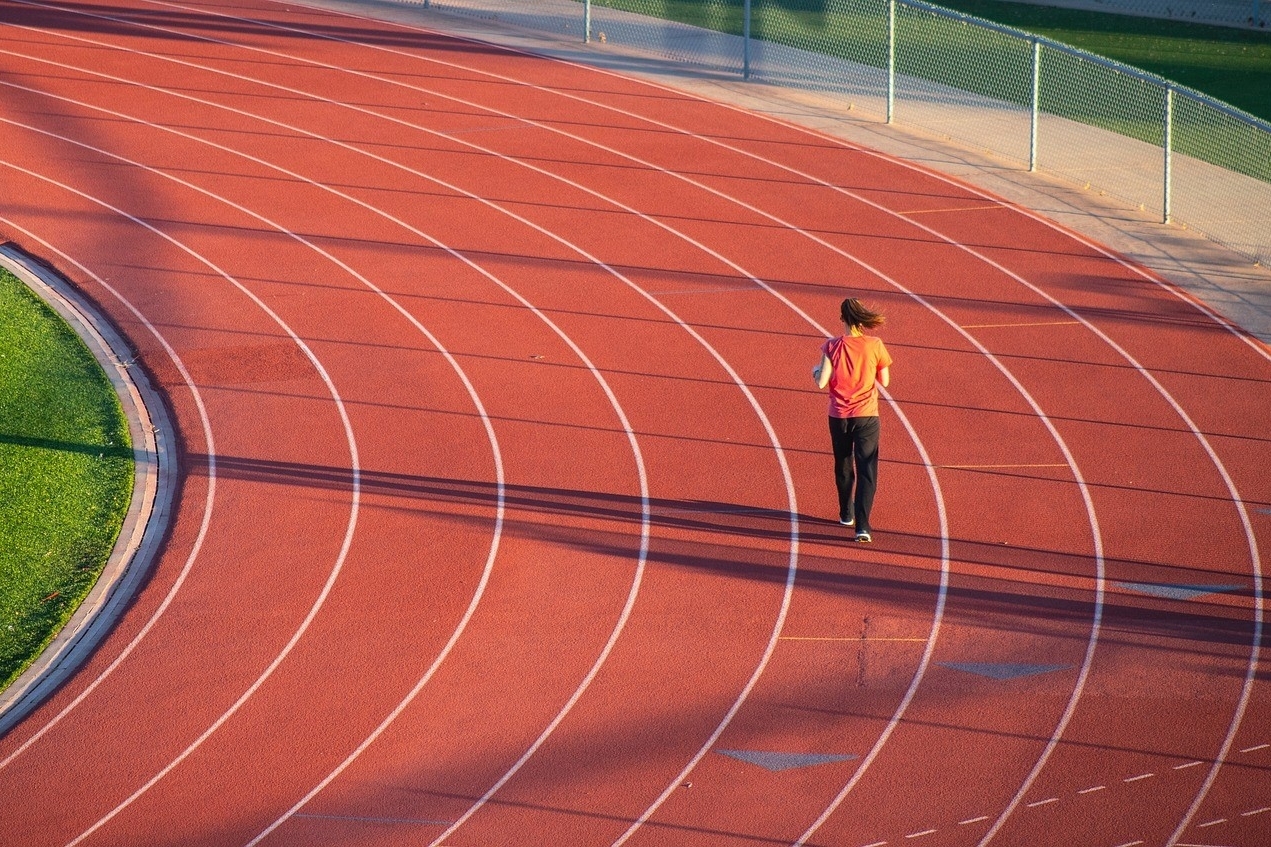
[{"left": 0, "top": 1, "right": 1267, "bottom": 845}]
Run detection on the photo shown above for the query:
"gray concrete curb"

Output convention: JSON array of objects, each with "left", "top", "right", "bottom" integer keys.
[{"left": 0, "top": 244, "right": 176, "bottom": 736}]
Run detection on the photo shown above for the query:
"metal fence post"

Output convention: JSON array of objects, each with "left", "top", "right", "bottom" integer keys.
[
  {"left": 887, "top": 0, "right": 896, "bottom": 124},
  {"left": 744, "top": 0, "right": 752, "bottom": 80},
  {"left": 1164, "top": 85, "right": 1174, "bottom": 224},
  {"left": 584, "top": 0, "right": 591, "bottom": 43},
  {"left": 1030, "top": 39, "right": 1040, "bottom": 172}
]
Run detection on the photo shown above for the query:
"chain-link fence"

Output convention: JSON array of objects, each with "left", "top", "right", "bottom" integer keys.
[{"left": 410, "top": 0, "right": 1271, "bottom": 266}]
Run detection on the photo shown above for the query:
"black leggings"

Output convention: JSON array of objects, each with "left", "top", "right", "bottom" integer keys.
[{"left": 829, "top": 415, "right": 880, "bottom": 531}]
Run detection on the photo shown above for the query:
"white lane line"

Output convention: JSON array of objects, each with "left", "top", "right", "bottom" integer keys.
[
  {"left": 0, "top": 14, "right": 807, "bottom": 846},
  {"left": 0, "top": 159, "right": 367, "bottom": 847},
  {"left": 1174, "top": 761, "right": 1206, "bottom": 770},
  {"left": 89, "top": 6, "right": 1271, "bottom": 844},
  {"left": 7, "top": 13, "right": 1250, "bottom": 847},
  {"left": 7, "top": 6, "right": 1101, "bottom": 844},
  {"left": 1026, "top": 798, "right": 1059, "bottom": 808},
  {"left": 119, "top": 14, "right": 1097, "bottom": 841},
  {"left": 0, "top": 218, "right": 217, "bottom": 773},
  {"left": 960, "top": 816, "right": 990, "bottom": 825},
  {"left": 1239, "top": 743, "right": 1269, "bottom": 753},
  {"left": 1078, "top": 785, "right": 1107, "bottom": 794},
  {"left": 217, "top": 10, "right": 1263, "bottom": 839},
  {"left": 20, "top": 24, "right": 943, "bottom": 843},
  {"left": 380, "top": 24, "right": 1268, "bottom": 844},
  {"left": 338, "top": 24, "right": 1266, "bottom": 843},
  {"left": 0, "top": 50, "right": 656, "bottom": 847},
  {"left": 0, "top": 57, "right": 565, "bottom": 847},
  {"left": 1197, "top": 818, "right": 1227, "bottom": 828},
  {"left": 0, "top": 15, "right": 784, "bottom": 846},
  {"left": 905, "top": 830, "right": 937, "bottom": 839},
  {"left": 0, "top": 42, "right": 654, "bottom": 847}
]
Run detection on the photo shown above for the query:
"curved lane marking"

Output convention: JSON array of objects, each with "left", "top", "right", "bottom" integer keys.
[
  {"left": 0, "top": 13, "right": 806, "bottom": 843},
  {"left": 27, "top": 3, "right": 1240, "bottom": 839},
  {"left": 13, "top": 4, "right": 1114, "bottom": 840},
  {"left": 0, "top": 148, "right": 363, "bottom": 842},
  {"left": 0, "top": 50, "right": 652, "bottom": 842},
  {"left": 0, "top": 105, "right": 525, "bottom": 844},
  {"left": 300, "top": 20, "right": 1260, "bottom": 841},
  {"left": 12, "top": 3, "right": 1250, "bottom": 839},
  {"left": 0, "top": 158, "right": 368, "bottom": 847}
]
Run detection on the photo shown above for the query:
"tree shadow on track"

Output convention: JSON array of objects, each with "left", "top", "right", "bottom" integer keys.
[
  {"left": 195, "top": 451, "right": 1266, "bottom": 656},
  {"left": 5, "top": 0, "right": 511, "bottom": 56}
]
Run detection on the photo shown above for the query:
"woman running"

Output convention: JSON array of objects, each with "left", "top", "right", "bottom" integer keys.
[{"left": 814, "top": 297, "right": 892, "bottom": 542}]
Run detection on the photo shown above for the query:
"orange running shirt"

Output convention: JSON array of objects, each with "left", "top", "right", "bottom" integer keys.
[{"left": 822, "top": 333, "right": 892, "bottom": 418}]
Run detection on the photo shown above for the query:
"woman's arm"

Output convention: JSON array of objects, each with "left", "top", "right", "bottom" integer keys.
[
  {"left": 877, "top": 365, "right": 890, "bottom": 389},
  {"left": 814, "top": 354, "right": 833, "bottom": 389}
]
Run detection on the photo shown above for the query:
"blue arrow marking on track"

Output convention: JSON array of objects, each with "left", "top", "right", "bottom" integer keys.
[
  {"left": 717, "top": 750, "right": 858, "bottom": 772},
  {"left": 939, "top": 662, "right": 1071, "bottom": 680},
  {"left": 1114, "top": 582, "right": 1244, "bottom": 601}
]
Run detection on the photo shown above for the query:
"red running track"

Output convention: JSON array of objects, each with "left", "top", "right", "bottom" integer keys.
[{"left": 0, "top": 1, "right": 1268, "bottom": 845}]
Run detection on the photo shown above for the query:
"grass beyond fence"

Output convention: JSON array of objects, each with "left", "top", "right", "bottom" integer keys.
[
  {"left": 0, "top": 267, "right": 133, "bottom": 692},
  {"left": 932, "top": 0, "right": 1271, "bottom": 123}
]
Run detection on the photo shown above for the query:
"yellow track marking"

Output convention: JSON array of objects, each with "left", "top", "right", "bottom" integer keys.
[
  {"left": 898, "top": 204, "right": 1001, "bottom": 215},
  {"left": 779, "top": 636, "right": 930, "bottom": 642},
  {"left": 961, "top": 320, "right": 1082, "bottom": 328},
  {"left": 939, "top": 463, "right": 1069, "bottom": 469}
]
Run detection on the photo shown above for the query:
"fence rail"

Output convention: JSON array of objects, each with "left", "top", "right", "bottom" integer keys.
[{"left": 412, "top": 0, "right": 1271, "bottom": 266}]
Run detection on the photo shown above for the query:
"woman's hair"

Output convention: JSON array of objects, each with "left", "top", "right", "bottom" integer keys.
[{"left": 841, "top": 297, "right": 886, "bottom": 329}]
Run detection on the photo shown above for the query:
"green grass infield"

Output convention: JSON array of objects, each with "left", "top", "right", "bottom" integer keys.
[{"left": 0, "top": 265, "right": 133, "bottom": 693}]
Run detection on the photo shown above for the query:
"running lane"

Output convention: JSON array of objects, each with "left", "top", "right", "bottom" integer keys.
[{"left": 0, "top": 1, "right": 1266, "bottom": 846}]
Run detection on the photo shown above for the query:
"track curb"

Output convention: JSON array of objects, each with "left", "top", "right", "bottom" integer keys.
[{"left": 0, "top": 243, "right": 176, "bottom": 736}]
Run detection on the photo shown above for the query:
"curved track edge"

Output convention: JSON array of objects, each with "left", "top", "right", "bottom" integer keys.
[{"left": 0, "top": 241, "right": 175, "bottom": 737}]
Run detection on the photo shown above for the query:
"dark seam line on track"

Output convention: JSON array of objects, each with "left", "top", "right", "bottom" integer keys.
[
  {"left": 237, "top": 8, "right": 1271, "bottom": 844},
  {"left": 2, "top": 77, "right": 657, "bottom": 847},
  {"left": 292, "top": 812, "right": 454, "bottom": 825},
  {"left": 17, "top": 1, "right": 1260, "bottom": 839},
  {"left": 0, "top": 155, "right": 369, "bottom": 846},
  {"left": 2, "top": 12, "right": 688, "bottom": 845},
  {"left": 1, "top": 11, "right": 816, "bottom": 845},
  {"left": 12, "top": 4, "right": 1123, "bottom": 839}
]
